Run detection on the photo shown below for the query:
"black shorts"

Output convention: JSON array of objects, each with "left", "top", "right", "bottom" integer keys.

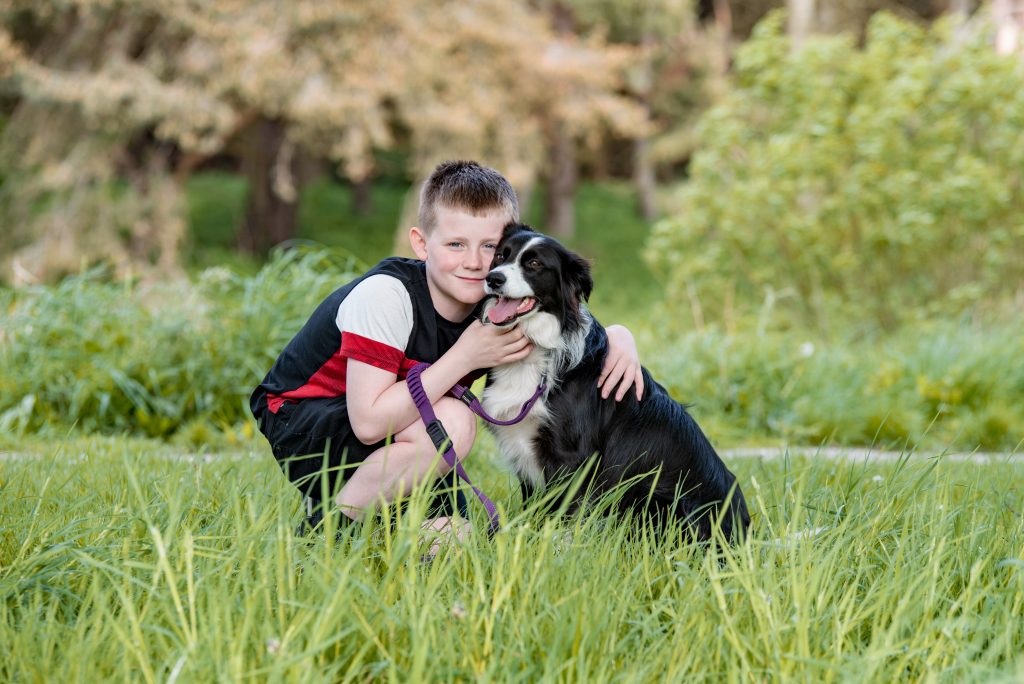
[
  {"left": 252, "top": 392, "right": 379, "bottom": 499},
  {"left": 251, "top": 391, "right": 466, "bottom": 517}
]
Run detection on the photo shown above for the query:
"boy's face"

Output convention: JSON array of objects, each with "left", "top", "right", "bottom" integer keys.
[{"left": 409, "top": 205, "right": 508, "bottom": 322}]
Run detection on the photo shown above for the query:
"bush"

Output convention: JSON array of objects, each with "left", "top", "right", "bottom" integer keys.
[
  {"left": 646, "top": 11, "right": 1024, "bottom": 332},
  {"left": 2, "top": 247, "right": 1021, "bottom": 451},
  {"left": 0, "top": 249, "right": 359, "bottom": 439},
  {"left": 646, "top": 319, "right": 1024, "bottom": 452}
]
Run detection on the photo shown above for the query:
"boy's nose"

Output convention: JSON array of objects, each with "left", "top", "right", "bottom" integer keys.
[{"left": 464, "top": 250, "right": 483, "bottom": 269}]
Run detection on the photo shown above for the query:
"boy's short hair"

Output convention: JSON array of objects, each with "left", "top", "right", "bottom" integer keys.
[{"left": 418, "top": 160, "right": 520, "bottom": 234}]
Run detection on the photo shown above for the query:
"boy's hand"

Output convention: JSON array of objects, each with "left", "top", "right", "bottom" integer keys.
[
  {"left": 454, "top": 320, "right": 533, "bottom": 371},
  {"left": 600, "top": 324, "right": 644, "bottom": 402}
]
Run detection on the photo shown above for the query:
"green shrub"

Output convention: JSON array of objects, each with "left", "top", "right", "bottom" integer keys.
[
  {"left": 646, "top": 11, "right": 1024, "bottom": 332},
  {"left": 0, "top": 249, "right": 359, "bottom": 438},
  {"left": 2, "top": 249, "right": 1021, "bottom": 451},
  {"left": 646, "top": 319, "right": 1024, "bottom": 451}
]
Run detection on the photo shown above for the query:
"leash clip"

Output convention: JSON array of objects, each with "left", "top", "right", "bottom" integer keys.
[{"left": 455, "top": 387, "right": 477, "bottom": 407}]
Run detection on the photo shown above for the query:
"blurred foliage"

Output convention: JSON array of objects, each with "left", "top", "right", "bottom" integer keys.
[
  {"left": 647, "top": 11, "right": 1024, "bottom": 332},
  {"left": 1, "top": 248, "right": 1020, "bottom": 451},
  {"left": 0, "top": 249, "right": 359, "bottom": 440},
  {"left": 645, "top": 318, "right": 1024, "bottom": 451},
  {"left": 570, "top": 0, "right": 730, "bottom": 168},
  {"left": 183, "top": 172, "right": 408, "bottom": 274},
  {"left": 0, "top": 0, "right": 645, "bottom": 282},
  {"left": 185, "top": 172, "right": 659, "bottom": 326}
]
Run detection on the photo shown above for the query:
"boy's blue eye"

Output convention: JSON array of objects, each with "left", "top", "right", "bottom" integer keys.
[{"left": 483, "top": 244, "right": 497, "bottom": 251}]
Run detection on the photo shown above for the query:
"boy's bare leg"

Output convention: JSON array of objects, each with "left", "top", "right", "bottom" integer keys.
[
  {"left": 335, "top": 397, "right": 476, "bottom": 528},
  {"left": 420, "top": 515, "right": 472, "bottom": 559}
]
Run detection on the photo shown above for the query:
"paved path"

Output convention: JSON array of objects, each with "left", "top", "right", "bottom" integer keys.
[
  {"left": 2, "top": 446, "right": 1022, "bottom": 464},
  {"left": 721, "top": 446, "right": 1024, "bottom": 464}
]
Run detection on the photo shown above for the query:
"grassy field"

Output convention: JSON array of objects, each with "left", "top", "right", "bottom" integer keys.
[
  {"left": 3, "top": 173, "right": 1022, "bottom": 681},
  {"left": 2, "top": 432, "right": 1023, "bottom": 682}
]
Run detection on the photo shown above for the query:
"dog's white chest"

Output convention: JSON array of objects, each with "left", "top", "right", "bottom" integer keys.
[{"left": 481, "top": 357, "right": 550, "bottom": 487}]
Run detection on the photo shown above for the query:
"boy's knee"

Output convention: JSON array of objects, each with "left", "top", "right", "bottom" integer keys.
[{"left": 430, "top": 398, "right": 477, "bottom": 462}]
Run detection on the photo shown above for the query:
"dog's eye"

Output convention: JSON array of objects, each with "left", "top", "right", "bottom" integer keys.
[
  {"left": 493, "top": 253, "right": 505, "bottom": 265},
  {"left": 526, "top": 259, "right": 542, "bottom": 270}
]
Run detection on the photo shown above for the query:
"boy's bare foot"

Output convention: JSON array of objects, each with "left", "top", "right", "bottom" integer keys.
[{"left": 419, "top": 516, "right": 472, "bottom": 562}]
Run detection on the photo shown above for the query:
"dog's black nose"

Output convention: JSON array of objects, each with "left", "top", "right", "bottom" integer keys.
[{"left": 486, "top": 271, "right": 506, "bottom": 290}]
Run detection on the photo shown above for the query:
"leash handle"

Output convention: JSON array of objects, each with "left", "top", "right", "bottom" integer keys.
[{"left": 406, "top": 363, "right": 500, "bottom": 535}]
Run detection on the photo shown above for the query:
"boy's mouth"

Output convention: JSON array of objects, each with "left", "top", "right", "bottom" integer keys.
[{"left": 486, "top": 296, "right": 536, "bottom": 325}]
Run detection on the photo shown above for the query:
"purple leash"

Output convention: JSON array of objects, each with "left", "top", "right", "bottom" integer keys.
[
  {"left": 448, "top": 377, "right": 547, "bottom": 426},
  {"left": 405, "top": 362, "right": 547, "bottom": 535}
]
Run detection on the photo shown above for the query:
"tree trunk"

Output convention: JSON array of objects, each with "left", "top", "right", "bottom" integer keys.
[
  {"left": 633, "top": 28, "right": 658, "bottom": 222},
  {"left": 787, "top": 0, "right": 816, "bottom": 50},
  {"left": 544, "top": 120, "right": 578, "bottom": 238},
  {"left": 543, "top": 1, "right": 578, "bottom": 238},
  {"left": 351, "top": 175, "right": 373, "bottom": 215},
  {"left": 994, "top": 0, "right": 1024, "bottom": 54},
  {"left": 633, "top": 136, "right": 658, "bottom": 222},
  {"left": 123, "top": 139, "right": 185, "bottom": 277},
  {"left": 237, "top": 117, "right": 299, "bottom": 256}
]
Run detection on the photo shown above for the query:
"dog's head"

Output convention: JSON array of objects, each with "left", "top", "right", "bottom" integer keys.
[{"left": 482, "top": 223, "right": 592, "bottom": 346}]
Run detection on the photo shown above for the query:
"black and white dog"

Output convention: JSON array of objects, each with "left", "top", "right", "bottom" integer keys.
[{"left": 481, "top": 223, "right": 750, "bottom": 542}]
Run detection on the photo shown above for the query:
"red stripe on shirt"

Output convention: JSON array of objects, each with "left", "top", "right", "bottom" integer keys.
[
  {"left": 266, "top": 333, "right": 408, "bottom": 414},
  {"left": 342, "top": 332, "right": 405, "bottom": 373}
]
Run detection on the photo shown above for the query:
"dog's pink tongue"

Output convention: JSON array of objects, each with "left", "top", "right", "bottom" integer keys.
[{"left": 488, "top": 297, "right": 524, "bottom": 324}]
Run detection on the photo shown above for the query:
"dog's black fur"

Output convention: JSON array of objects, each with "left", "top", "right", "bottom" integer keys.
[{"left": 481, "top": 223, "right": 750, "bottom": 542}]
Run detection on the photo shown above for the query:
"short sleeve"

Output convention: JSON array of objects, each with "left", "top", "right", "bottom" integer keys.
[{"left": 336, "top": 274, "right": 413, "bottom": 373}]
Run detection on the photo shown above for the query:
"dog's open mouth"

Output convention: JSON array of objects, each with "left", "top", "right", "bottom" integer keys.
[{"left": 486, "top": 296, "right": 537, "bottom": 325}]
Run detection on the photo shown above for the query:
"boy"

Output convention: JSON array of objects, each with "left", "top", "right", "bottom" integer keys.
[{"left": 250, "top": 160, "right": 644, "bottom": 534}]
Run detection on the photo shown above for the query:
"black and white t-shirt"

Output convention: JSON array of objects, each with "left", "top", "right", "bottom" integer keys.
[{"left": 253, "top": 258, "right": 480, "bottom": 415}]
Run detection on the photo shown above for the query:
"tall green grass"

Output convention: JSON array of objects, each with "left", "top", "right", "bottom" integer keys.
[
  {"left": 0, "top": 249, "right": 359, "bottom": 440},
  {"left": 644, "top": 319, "right": 1024, "bottom": 451},
  {"left": 2, "top": 435, "right": 1022, "bottom": 681},
  {"left": 2, "top": 251, "right": 1021, "bottom": 451}
]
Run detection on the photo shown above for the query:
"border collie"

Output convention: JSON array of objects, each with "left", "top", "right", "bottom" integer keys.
[{"left": 480, "top": 223, "right": 750, "bottom": 542}]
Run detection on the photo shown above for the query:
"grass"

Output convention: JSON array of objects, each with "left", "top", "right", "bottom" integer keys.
[
  {"left": 2, "top": 432, "right": 1022, "bottom": 681},
  {"left": 2, "top": 246, "right": 1022, "bottom": 452},
  {"left": 184, "top": 172, "right": 406, "bottom": 276},
  {"left": 643, "top": 319, "right": 1024, "bottom": 451},
  {"left": 0, "top": 249, "right": 363, "bottom": 439},
  {"left": 4, "top": 171, "right": 1022, "bottom": 680}
]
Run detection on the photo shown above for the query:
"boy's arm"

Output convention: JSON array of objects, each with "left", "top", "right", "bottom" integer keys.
[
  {"left": 347, "top": 321, "right": 533, "bottom": 444},
  {"left": 600, "top": 324, "right": 645, "bottom": 402}
]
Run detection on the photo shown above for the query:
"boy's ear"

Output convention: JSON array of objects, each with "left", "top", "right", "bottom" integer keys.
[{"left": 409, "top": 226, "right": 428, "bottom": 260}]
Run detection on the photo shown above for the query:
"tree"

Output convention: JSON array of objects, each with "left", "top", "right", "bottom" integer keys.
[
  {"left": 647, "top": 11, "right": 1024, "bottom": 332},
  {"left": 571, "top": 0, "right": 730, "bottom": 221},
  {"left": 1, "top": 1, "right": 646, "bottom": 280},
  {"left": 993, "top": 0, "right": 1024, "bottom": 54},
  {"left": 0, "top": 4, "right": 235, "bottom": 281},
  {"left": 386, "top": 0, "right": 646, "bottom": 248}
]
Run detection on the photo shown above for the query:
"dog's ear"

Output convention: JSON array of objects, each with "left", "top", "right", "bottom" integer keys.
[
  {"left": 501, "top": 222, "right": 535, "bottom": 242},
  {"left": 562, "top": 250, "right": 593, "bottom": 304}
]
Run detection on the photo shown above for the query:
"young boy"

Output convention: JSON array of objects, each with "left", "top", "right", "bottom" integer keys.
[{"left": 250, "top": 160, "right": 644, "bottom": 533}]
